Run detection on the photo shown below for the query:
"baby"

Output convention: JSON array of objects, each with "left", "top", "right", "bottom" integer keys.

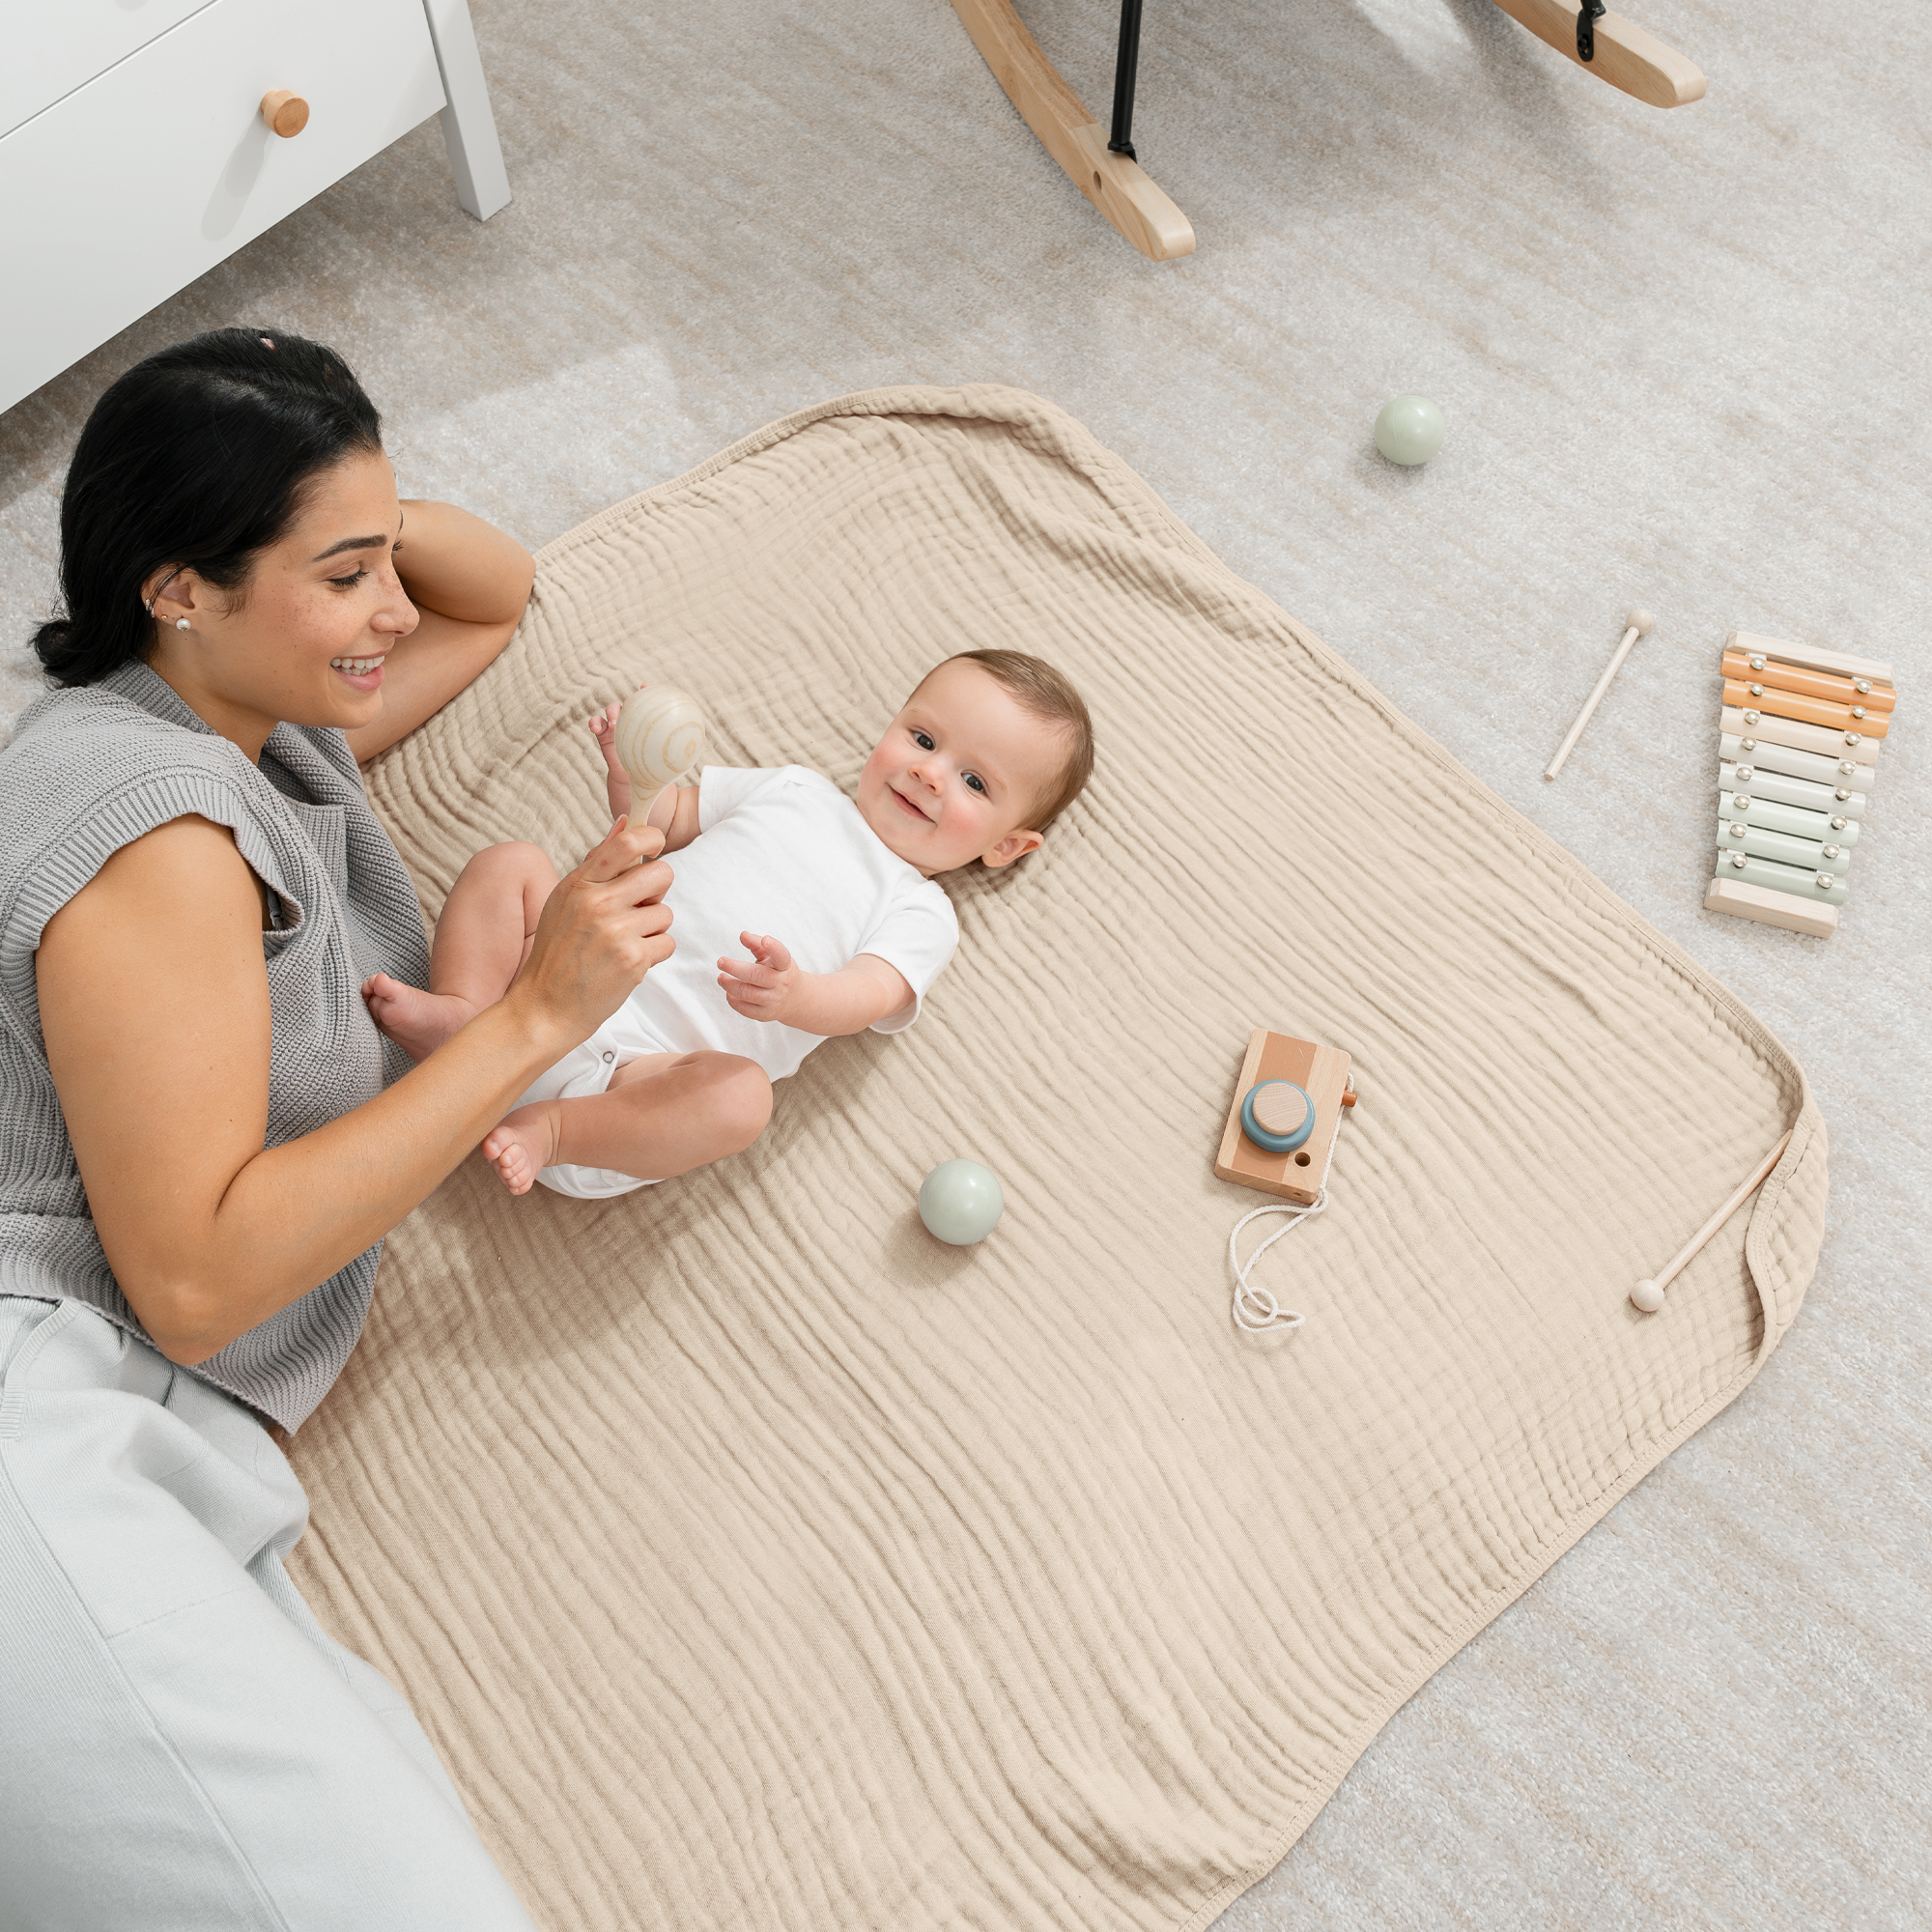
[{"left": 363, "top": 650, "right": 1093, "bottom": 1197}]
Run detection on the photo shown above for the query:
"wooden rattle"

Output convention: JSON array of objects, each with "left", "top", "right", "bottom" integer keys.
[{"left": 612, "top": 685, "right": 706, "bottom": 821}]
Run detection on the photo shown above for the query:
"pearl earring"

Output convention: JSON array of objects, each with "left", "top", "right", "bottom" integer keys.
[{"left": 175, "top": 616, "right": 190, "bottom": 631}]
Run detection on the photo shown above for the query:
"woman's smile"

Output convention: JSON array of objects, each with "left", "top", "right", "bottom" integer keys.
[{"left": 329, "top": 652, "right": 388, "bottom": 689}]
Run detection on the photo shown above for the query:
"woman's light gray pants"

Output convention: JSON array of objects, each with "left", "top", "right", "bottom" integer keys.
[{"left": 0, "top": 1296, "right": 539, "bottom": 1931}]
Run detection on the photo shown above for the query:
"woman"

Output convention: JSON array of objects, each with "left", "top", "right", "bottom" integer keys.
[{"left": 0, "top": 329, "right": 667, "bottom": 1927}]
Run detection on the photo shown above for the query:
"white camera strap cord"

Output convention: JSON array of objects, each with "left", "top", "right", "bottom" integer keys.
[{"left": 1228, "top": 1187, "right": 1328, "bottom": 1333}]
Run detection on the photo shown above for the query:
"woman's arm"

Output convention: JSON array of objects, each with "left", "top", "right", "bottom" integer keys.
[
  {"left": 38, "top": 811, "right": 671, "bottom": 1366},
  {"left": 344, "top": 498, "right": 535, "bottom": 765}
]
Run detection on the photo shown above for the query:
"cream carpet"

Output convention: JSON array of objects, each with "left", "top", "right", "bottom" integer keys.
[{"left": 1, "top": 1, "right": 1925, "bottom": 1925}]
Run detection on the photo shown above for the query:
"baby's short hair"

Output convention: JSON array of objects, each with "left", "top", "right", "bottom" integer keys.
[{"left": 943, "top": 649, "right": 1094, "bottom": 831}]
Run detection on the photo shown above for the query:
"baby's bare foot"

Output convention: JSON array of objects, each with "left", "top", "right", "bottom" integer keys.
[
  {"left": 481, "top": 1103, "right": 560, "bottom": 1195},
  {"left": 361, "top": 974, "right": 477, "bottom": 1064}
]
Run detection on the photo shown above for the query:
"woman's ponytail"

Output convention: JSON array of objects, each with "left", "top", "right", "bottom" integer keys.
[{"left": 31, "top": 615, "right": 81, "bottom": 683}]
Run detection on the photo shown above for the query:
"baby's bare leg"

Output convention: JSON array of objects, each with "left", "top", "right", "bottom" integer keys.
[
  {"left": 431, "top": 841, "right": 556, "bottom": 1006},
  {"left": 364, "top": 841, "right": 557, "bottom": 1064},
  {"left": 481, "top": 1051, "right": 772, "bottom": 1196}
]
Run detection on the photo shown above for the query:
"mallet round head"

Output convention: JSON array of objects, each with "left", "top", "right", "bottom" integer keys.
[
  {"left": 1630, "top": 1277, "right": 1665, "bottom": 1313},
  {"left": 1627, "top": 610, "right": 1656, "bottom": 638}
]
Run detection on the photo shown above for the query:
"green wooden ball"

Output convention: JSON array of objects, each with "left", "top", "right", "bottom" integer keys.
[
  {"left": 919, "top": 1159, "right": 1005, "bottom": 1245},
  {"left": 1374, "top": 394, "right": 1446, "bottom": 467}
]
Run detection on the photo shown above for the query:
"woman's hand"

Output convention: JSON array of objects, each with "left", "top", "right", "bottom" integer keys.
[
  {"left": 37, "top": 811, "right": 671, "bottom": 1369},
  {"left": 344, "top": 499, "right": 534, "bottom": 764},
  {"left": 504, "top": 816, "right": 674, "bottom": 1041}
]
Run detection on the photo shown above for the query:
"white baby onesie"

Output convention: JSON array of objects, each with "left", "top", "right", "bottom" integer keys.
[{"left": 521, "top": 764, "right": 958, "bottom": 1197}]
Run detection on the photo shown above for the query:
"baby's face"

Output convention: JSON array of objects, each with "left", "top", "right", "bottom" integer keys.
[{"left": 856, "top": 659, "right": 1063, "bottom": 875}]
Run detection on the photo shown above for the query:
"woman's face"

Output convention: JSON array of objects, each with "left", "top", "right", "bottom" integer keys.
[{"left": 144, "top": 447, "right": 417, "bottom": 747}]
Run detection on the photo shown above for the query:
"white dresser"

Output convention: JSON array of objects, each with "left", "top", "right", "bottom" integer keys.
[{"left": 0, "top": 0, "right": 511, "bottom": 414}]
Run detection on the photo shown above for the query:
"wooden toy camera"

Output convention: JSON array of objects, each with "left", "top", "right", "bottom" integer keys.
[{"left": 1213, "top": 1030, "right": 1355, "bottom": 1207}]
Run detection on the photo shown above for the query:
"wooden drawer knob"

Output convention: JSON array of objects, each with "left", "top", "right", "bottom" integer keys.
[{"left": 260, "top": 91, "right": 310, "bottom": 138}]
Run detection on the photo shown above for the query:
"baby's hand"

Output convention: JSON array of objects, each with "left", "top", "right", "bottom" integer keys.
[
  {"left": 719, "top": 932, "right": 798, "bottom": 1023},
  {"left": 587, "top": 698, "right": 632, "bottom": 820}
]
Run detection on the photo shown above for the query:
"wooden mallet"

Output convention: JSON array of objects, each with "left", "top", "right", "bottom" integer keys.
[
  {"left": 1630, "top": 1129, "right": 1793, "bottom": 1313},
  {"left": 1544, "top": 611, "right": 1655, "bottom": 781}
]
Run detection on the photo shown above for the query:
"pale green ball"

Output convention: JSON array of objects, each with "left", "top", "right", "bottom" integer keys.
[
  {"left": 1374, "top": 394, "right": 1446, "bottom": 467},
  {"left": 919, "top": 1159, "right": 1005, "bottom": 1245}
]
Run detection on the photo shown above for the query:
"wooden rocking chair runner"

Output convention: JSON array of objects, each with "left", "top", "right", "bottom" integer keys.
[{"left": 948, "top": 0, "right": 1708, "bottom": 263}]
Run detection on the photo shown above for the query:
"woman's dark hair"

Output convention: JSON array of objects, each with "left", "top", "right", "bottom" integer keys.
[{"left": 33, "top": 328, "right": 383, "bottom": 686}]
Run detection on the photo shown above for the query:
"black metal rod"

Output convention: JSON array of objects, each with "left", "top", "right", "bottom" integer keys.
[
  {"left": 1109, "top": 0, "right": 1144, "bottom": 157},
  {"left": 1577, "top": 0, "right": 1605, "bottom": 61}
]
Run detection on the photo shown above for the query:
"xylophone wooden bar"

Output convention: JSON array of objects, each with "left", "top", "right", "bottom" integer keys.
[
  {"left": 1714, "top": 848, "right": 1848, "bottom": 904},
  {"left": 1720, "top": 647, "right": 1897, "bottom": 714},
  {"left": 1719, "top": 790, "right": 1862, "bottom": 846},
  {"left": 1720, "top": 680, "right": 1889, "bottom": 738},
  {"left": 1719, "top": 733, "right": 1876, "bottom": 792},
  {"left": 1719, "top": 704, "right": 1881, "bottom": 764},
  {"left": 1716, "top": 815, "right": 1854, "bottom": 874},
  {"left": 1727, "top": 631, "right": 1895, "bottom": 686},
  {"left": 1719, "top": 758, "right": 1867, "bottom": 819}
]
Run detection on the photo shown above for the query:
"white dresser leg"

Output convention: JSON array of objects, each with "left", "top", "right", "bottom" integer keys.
[{"left": 421, "top": 0, "right": 511, "bottom": 220}]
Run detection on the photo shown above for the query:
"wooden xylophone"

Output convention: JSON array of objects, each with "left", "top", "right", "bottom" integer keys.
[{"left": 1706, "top": 631, "right": 1896, "bottom": 938}]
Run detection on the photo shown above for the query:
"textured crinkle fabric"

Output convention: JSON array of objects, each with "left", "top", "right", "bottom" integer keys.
[{"left": 285, "top": 386, "right": 1826, "bottom": 1932}]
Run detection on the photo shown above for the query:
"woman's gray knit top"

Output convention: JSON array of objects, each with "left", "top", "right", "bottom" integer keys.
[{"left": 0, "top": 662, "right": 431, "bottom": 1429}]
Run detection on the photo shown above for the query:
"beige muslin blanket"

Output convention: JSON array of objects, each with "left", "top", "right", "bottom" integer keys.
[{"left": 287, "top": 386, "right": 1826, "bottom": 1931}]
